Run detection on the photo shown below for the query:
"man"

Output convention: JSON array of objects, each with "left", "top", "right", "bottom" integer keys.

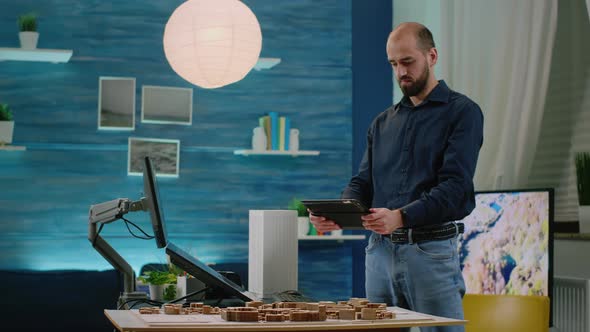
[{"left": 310, "top": 22, "right": 484, "bottom": 332}]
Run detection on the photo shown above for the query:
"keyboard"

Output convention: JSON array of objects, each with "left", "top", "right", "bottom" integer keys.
[{"left": 271, "top": 290, "right": 316, "bottom": 303}]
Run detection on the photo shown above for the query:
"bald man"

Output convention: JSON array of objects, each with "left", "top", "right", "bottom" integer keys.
[{"left": 310, "top": 22, "right": 483, "bottom": 332}]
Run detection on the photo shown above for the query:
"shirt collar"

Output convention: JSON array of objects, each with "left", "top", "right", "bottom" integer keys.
[{"left": 399, "top": 80, "right": 451, "bottom": 107}]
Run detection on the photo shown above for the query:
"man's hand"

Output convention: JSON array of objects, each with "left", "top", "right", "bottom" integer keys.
[
  {"left": 308, "top": 210, "right": 342, "bottom": 233},
  {"left": 361, "top": 208, "right": 404, "bottom": 234}
]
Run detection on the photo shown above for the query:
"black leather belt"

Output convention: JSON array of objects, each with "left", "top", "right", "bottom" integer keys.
[{"left": 384, "top": 222, "right": 464, "bottom": 244}]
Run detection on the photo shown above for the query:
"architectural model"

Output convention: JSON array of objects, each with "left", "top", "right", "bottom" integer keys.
[{"left": 137, "top": 298, "right": 396, "bottom": 322}]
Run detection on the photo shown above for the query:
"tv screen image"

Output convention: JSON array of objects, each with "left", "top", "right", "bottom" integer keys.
[{"left": 458, "top": 189, "right": 553, "bottom": 298}]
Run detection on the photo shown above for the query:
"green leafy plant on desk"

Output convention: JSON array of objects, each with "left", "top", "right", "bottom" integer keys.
[{"left": 138, "top": 270, "right": 177, "bottom": 301}]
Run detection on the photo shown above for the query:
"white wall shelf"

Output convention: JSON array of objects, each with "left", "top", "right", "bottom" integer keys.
[
  {"left": 234, "top": 149, "right": 320, "bottom": 157},
  {"left": 253, "top": 57, "right": 281, "bottom": 71},
  {"left": 0, "top": 145, "right": 26, "bottom": 151},
  {"left": 298, "top": 235, "right": 366, "bottom": 241},
  {"left": 0, "top": 47, "right": 73, "bottom": 63}
]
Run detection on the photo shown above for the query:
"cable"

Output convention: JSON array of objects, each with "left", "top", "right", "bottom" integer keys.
[
  {"left": 92, "top": 223, "right": 105, "bottom": 247},
  {"left": 121, "top": 216, "right": 154, "bottom": 240},
  {"left": 165, "top": 286, "right": 211, "bottom": 304},
  {"left": 117, "top": 298, "right": 163, "bottom": 310}
]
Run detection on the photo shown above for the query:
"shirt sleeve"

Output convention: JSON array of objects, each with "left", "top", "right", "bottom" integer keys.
[
  {"left": 341, "top": 123, "right": 374, "bottom": 208},
  {"left": 401, "top": 101, "right": 484, "bottom": 227}
]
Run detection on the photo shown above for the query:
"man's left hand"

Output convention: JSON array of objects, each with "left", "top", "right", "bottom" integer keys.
[{"left": 361, "top": 208, "right": 404, "bottom": 234}]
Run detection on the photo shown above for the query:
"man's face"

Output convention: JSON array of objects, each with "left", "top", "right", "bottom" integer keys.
[{"left": 387, "top": 34, "right": 433, "bottom": 97}]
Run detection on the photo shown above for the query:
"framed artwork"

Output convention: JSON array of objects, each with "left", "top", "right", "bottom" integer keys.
[
  {"left": 141, "top": 85, "right": 193, "bottom": 125},
  {"left": 128, "top": 137, "right": 180, "bottom": 177},
  {"left": 98, "top": 77, "right": 136, "bottom": 130}
]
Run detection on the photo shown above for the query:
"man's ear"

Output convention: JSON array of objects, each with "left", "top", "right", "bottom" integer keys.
[{"left": 428, "top": 47, "right": 438, "bottom": 67}]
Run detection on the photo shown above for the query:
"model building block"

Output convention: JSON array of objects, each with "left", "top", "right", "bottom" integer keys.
[
  {"left": 339, "top": 309, "right": 356, "bottom": 320},
  {"left": 361, "top": 308, "right": 377, "bottom": 320},
  {"left": 266, "top": 314, "right": 285, "bottom": 322}
]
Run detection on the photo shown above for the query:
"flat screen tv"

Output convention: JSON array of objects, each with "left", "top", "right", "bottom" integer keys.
[{"left": 457, "top": 188, "right": 554, "bottom": 326}]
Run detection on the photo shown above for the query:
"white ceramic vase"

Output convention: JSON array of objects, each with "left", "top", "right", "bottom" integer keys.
[
  {"left": 297, "top": 216, "right": 309, "bottom": 237},
  {"left": 0, "top": 121, "right": 14, "bottom": 144},
  {"left": 19, "top": 32, "right": 39, "bottom": 49},
  {"left": 289, "top": 128, "right": 299, "bottom": 152},
  {"left": 579, "top": 205, "right": 590, "bottom": 234},
  {"left": 252, "top": 126, "right": 267, "bottom": 151}
]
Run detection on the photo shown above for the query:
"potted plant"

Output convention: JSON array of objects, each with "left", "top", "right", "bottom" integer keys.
[
  {"left": 0, "top": 104, "right": 14, "bottom": 145},
  {"left": 288, "top": 198, "right": 313, "bottom": 237},
  {"left": 18, "top": 12, "right": 38, "bottom": 49},
  {"left": 575, "top": 152, "right": 590, "bottom": 233},
  {"left": 137, "top": 269, "right": 177, "bottom": 301}
]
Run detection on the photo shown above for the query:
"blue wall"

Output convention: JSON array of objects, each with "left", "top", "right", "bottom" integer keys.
[{"left": 0, "top": 0, "right": 392, "bottom": 302}]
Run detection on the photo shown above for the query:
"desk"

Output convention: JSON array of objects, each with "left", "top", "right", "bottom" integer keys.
[{"left": 104, "top": 307, "right": 465, "bottom": 332}]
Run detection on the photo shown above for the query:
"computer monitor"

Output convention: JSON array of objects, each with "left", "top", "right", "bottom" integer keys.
[
  {"left": 165, "top": 241, "right": 256, "bottom": 302},
  {"left": 457, "top": 188, "right": 554, "bottom": 326},
  {"left": 142, "top": 156, "right": 168, "bottom": 248}
]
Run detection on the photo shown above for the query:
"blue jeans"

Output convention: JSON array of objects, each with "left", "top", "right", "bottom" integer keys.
[{"left": 365, "top": 232, "right": 465, "bottom": 332}]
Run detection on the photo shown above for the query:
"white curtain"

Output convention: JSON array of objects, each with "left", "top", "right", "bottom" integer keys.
[{"left": 438, "top": 0, "right": 558, "bottom": 190}]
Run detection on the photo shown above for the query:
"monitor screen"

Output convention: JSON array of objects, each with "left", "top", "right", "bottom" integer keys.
[
  {"left": 143, "top": 156, "right": 168, "bottom": 248},
  {"left": 457, "top": 188, "right": 553, "bottom": 325},
  {"left": 165, "top": 241, "right": 256, "bottom": 302}
]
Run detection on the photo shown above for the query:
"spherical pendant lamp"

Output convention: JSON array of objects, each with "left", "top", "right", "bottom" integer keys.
[{"left": 163, "top": 0, "right": 262, "bottom": 89}]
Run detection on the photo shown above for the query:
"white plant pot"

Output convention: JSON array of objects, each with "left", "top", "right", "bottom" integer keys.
[
  {"left": 298, "top": 216, "right": 310, "bottom": 237},
  {"left": 579, "top": 205, "right": 590, "bottom": 234},
  {"left": 19, "top": 31, "right": 39, "bottom": 49},
  {"left": 0, "top": 121, "right": 14, "bottom": 144},
  {"left": 148, "top": 283, "right": 175, "bottom": 301}
]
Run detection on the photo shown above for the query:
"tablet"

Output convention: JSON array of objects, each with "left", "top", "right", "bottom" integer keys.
[{"left": 300, "top": 199, "right": 370, "bottom": 230}]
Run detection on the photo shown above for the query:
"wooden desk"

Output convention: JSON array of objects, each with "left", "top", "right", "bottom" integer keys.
[{"left": 104, "top": 307, "right": 465, "bottom": 332}]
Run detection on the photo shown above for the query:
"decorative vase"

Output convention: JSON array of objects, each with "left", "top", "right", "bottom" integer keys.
[
  {"left": 289, "top": 128, "right": 299, "bottom": 152},
  {"left": 297, "top": 216, "right": 309, "bottom": 237},
  {"left": 19, "top": 32, "right": 39, "bottom": 49},
  {"left": 579, "top": 205, "right": 590, "bottom": 234},
  {"left": 0, "top": 121, "right": 14, "bottom": 144},
  {"left": 252, "top": 126, "right": 266, "bottom": 151}
]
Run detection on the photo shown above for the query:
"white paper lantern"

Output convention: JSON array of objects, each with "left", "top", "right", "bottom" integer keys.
[{"left": 163, "top": 0, "right": 262, "bottom": 89}]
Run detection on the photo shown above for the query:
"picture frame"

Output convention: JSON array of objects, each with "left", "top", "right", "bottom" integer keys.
[
  {"left": 98, "top": 77, "right": 136, "bottom": 130},
  {"left": 128, "top": 137, "right": 180, "bottom": 177},
  {"left": 141, "top": 85, "right": 193, "bottom": 125}
]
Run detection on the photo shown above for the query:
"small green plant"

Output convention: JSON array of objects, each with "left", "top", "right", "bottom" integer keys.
[
  {"left": 288, "top": 198, "right": 308, "bottom": 217},
  {"left": 575, "top": 152, "right": 590, "bottom": 205},
  {"left": 18, "top": 12, "right": 37, "bottom": 32},
  {"left": 163, "top": 284, "right": 177, "bottom": 301},
  {"left": 137, "top": 270, "right": 177, "bottom": 286},
  {"left": 0, "top": 104, "right": 13, "bottom": 121}
]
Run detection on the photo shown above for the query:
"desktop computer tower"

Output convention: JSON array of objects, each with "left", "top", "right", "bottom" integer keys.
[{"left": 248, "top": 210, "right": 298, "bottom": 300}]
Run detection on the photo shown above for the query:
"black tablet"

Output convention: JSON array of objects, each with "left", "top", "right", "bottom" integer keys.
[{"left": 300, "top": 199, "right": 370, "bottom": 230}]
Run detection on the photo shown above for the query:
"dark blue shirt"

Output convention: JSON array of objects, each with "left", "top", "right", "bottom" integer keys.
[{"left": 342, "top": 80, "right": 484, "bottom": 228}]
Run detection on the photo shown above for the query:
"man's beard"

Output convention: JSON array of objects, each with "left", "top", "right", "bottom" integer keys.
[{"left": 398, "top": 65, "right": 429, "bottom": 97}]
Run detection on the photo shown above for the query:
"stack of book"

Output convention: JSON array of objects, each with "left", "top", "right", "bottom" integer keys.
[{"left": 258, "top": 111, "right": 291, "bottom": 151}]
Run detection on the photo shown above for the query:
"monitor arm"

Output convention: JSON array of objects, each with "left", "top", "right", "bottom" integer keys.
[{"left": 88, "top": 197, "right": 149, "bottom": 304}]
